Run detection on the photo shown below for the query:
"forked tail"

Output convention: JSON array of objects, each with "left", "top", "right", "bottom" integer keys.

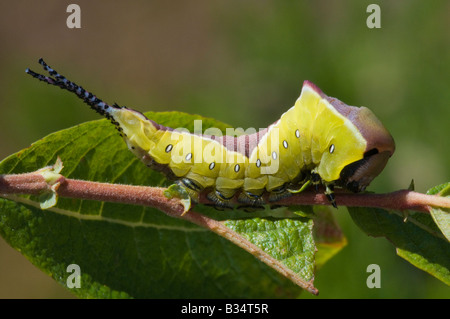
[{"left": 25, "top": 58, "right": 121, "bottom": 123}]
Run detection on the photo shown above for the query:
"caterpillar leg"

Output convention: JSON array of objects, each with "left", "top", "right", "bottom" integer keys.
[
  {"left": 237, "top": 191, "right": 265, "bottom": 206},
  {"left": 176, "top": 178, "right": 234, "bottom": 211},
  {"left": 176, "top": 178, "right": 203, "bottom": 203},
  {"left": 237, "top": 191, "right": 266, "bottom": 212},
  {"left": 311, "top": 172, "right": 321, "bottom": 192},
  {"left": 309, "top": 170, "right": 338, "bottom": 208},
  {"left": 324, "top": 183, "right": 337, "bottom": 208},
  {"left": 206, "top": 189, "right": 235, "bottom": 209},
  {"left": 268, "top": 184, "right": 292, "bottom": 202}
]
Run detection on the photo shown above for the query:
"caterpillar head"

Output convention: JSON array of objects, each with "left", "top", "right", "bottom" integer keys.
[{"left": 338, "top": 106, "right": 395, "bottom": 193}]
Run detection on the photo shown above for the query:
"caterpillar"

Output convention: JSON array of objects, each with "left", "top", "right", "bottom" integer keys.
[{"left": 26, "top": 58, "right": 395, "bottom": 209}]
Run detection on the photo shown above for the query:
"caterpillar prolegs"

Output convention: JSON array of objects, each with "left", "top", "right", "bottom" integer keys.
[{"left": 26, "top": 59, "right": 395, "bottom": 209}]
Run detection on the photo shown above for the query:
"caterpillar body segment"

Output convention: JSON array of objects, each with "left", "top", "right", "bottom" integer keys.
[{"left": 26, "top": 59, "right": 395, "bottom": 209}]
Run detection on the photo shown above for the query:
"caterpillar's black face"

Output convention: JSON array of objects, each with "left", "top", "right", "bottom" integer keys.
[{"left": 339, "top": 149, "right": 392, "bottom": 193}]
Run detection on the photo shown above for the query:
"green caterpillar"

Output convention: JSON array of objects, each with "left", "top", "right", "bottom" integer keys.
[{"left": 26, "top": 59, "right": 395, "bottom": 209}]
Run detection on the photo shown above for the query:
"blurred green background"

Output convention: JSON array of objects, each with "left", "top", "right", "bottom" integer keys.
[{"left": 0, "top": 0, "right": 449, "bottom": 298}]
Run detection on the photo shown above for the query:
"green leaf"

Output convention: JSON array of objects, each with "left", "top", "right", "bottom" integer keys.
[
  {"left": 0, "top": 111, "right": 341, "bottom": 298},
  {"left": 348, "top": 205, "right": 450, "bottom": 286},
  {"left": 222, "top": 205, "right": 347, "bottom": 281},
  {"left": 426, "top": 182, "right": 450, "bottom": 242},
  {"left": 224, "top": 216, "right": 315, "bottom": 282}
]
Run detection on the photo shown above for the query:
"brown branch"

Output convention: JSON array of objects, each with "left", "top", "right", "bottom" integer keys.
[
  {"left": 272, "top": 189, "right": 449, "bottom": 213},
  {"left": 2, "top": 172, "right": 448, "bottom": 213}
]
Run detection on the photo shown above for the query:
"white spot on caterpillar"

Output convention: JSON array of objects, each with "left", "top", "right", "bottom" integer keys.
[
  {"left": 295, "top": 129, "right": 300, "bottom": 138},
  {"left": 209, "top": 162, "right": 215, "bottom": 170},
  {"left": 329, "top": 144, "right": 335, "bottom": 154},
  {"left": 256, "top": 159, "right": 261, "bottom": 168},
  {"left": 234, "top": 164, "right": 240, "bottom": 172},
  {"left": 185, "top": 153, "right": 192, "bottom": 161},
  {"left": 165, "top": 144, "right": 173, "bottom": 153},
  {"left": 283, "top": 140, "right": 288, "bottom": 149},
  {"left": 272, "top": 151, "right": 277, "bottom": 160}
]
